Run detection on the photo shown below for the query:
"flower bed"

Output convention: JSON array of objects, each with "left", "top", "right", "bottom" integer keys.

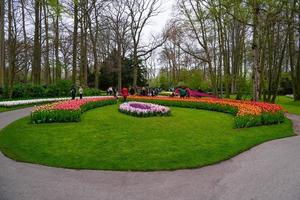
[
  {"left": 127, "top": 96, "right": 285, "bottom": 128},
  {"left": 31, "top": 97, "right": 116, "bottom": 123},
  {"left": 119, "top": 101, "right": 171, "bottom": 117},
  {"left": 0, "top": 96, "right": 110, "bottom": 107}
]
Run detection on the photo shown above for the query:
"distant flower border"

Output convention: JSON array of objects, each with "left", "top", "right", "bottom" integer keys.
[{"left": 119, "top": 101, "right": 171, "bottom": 117}]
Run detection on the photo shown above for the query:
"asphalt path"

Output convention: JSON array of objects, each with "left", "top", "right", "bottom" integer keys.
[{"left": 0, "top": 108, "right": 299, "bottom": 200}]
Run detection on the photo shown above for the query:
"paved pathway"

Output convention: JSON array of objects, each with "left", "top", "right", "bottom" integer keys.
[{"left": 0, "top": 108, "right": 300, "bottom": 200}]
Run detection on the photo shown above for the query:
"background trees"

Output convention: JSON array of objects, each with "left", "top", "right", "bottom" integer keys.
[
  {"left": 0, "top": 0, "right": 299, "bottom": 102},
  {"left": 156, "top": 0, "right": 299, "bottom": 102}
]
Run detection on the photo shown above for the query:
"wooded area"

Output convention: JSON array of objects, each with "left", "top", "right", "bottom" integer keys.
[{"left": 0, "top": 0, "right": 299, "bottom": 102}]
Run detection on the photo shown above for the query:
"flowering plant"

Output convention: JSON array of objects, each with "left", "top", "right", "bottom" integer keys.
[
  {"left": 127, "top": 96, "right": 285, "bottom": 128},
  {"left": 31, "top": 97, "right": 116, "bottom": 123},
  {"left": 0, "top": 96, "right": 111, "bottom": 107},
  {"left": 119, "top": 101, "right": 171, "bottom": 117}
]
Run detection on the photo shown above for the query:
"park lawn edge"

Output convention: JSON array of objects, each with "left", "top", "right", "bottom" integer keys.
[{"left": 0, "top": 112, "right": 295, "bottom": 172}]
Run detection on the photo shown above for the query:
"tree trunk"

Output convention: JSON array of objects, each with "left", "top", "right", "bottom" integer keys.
[
  {"left": 295, "top": 5, "right": 300, "bottom": 100},
  {"left": 0, "top": 0, "right": 4, "bottom": 87},
  {"left": 252, "top": 1, "right": 260, "bottom": 101},
  {"left": 43, "top": 0, "right": 51, "bottom": 84},
  {"left": 55, "top": 0, "right": 61, "bottom": 82},
  {"left": 8, "top": 0, "right": 15, "bottom": 97},
  {"left": 32, "top": 0, "right": 41, "bottom": 85},
  {"left": 72, "top": 0, "right": 78, "bottom": 85}
]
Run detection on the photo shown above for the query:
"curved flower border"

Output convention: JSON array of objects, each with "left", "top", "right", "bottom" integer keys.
[
  {"left": 127, "top": 96, "right": 285, "bottom": 128},
  {"left": 119, "top": 101, "right": 171, "bottom": 117}
]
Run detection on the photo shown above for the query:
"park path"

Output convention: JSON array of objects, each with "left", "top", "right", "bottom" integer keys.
[{"left": 0, "top": 108, "right": 300, "bottom": 200}]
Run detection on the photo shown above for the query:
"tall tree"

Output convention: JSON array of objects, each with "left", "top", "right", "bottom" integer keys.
[
  {"left": 54, "top": 0, "right": 61, "bottom": 81},
  {"left": 43, "top": 0, "right": 51, "bottom": 84},
  {"left": 289, "top": 0, "right": 300, "bottom": 100},
  {"left": 32, "top": 0, "right": 42, "bottom": 85},
  {"left": 106, "top": 0, "right": 130, "bottom": 90},
  {"left": 72, "top": 0, "right": 79, "bottom": 84},
  {"left": 7, "top": 0, "right": 17, "bottom": 97},
  {"left": 0, "top": 0, "right": 5, "bottom": 87},
  {"left": 126, "top": 0, "right": 164, "bottom": 88}
]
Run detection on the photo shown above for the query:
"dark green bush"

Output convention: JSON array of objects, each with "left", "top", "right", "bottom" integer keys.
[
  {"left": 83, "top": 88, "right": 106, "bottom": 96},
  {"left": 1, "top": 80, "right": 107, "bottom": 100}
]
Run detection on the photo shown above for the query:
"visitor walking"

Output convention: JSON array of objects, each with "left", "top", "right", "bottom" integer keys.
[
  {"left": 79, "top": 86, "right": 83, "bottom": 99},
  {"left": 121, "top": 87, "right": 128, "bottom": 101},
  {"left": 113, "top": 88, "right": 118, "bottom": 100},
  {"left": 185, "top": 87, "right": 191, "bottom": 98},
  {"left": 107, "top": 86, "right": 113, "bottom": 95},
  {"left": 179, "top": 87, "right": 187, "bottom": 98},
  {"left": 70, "top": 86, "right": 76, "bottom": 100}
]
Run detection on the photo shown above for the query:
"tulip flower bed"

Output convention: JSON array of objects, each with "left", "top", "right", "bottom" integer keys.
[
  {"left": 127, "top": 96, "right": 285, "bottom": 128},
  {"left": 31, "top": 97, "right": 116, "bottom": 123},
  {"left": 119, "top": 101, "right": 171, "bottom": 117}
]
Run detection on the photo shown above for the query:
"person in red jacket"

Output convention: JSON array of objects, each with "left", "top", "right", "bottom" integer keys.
[{"left": 121, "top": 87, "right": 128, "bottom": 101}]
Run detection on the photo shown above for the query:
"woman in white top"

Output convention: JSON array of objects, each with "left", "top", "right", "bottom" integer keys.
[{"left": 79, "top": 86, "right": 83, "bottom": 99}]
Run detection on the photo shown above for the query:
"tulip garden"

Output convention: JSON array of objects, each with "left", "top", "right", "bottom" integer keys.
[{"left": 0, "top": 96, "right": 294, "bottom": 171}]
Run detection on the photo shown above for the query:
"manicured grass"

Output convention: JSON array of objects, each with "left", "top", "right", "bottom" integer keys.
[
  {"left": 0, "top": 104, "right": 294, "bottom": 171},
  {"left": 0, "top": 104, "right": 35, "bottom": 113},
  {"left": 276, "top": 96, "right": 300, "bottom": 115}
]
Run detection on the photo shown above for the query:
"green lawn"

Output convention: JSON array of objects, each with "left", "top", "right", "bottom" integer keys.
[
  {"left": 0, "top": 104, "right": 294, "bottom": 171},
  {"left": 276, "top": 96, "right": 300, "bottom": 115},
  {"left": 0, "top": 104, "right": 34, "bottom": 113}
]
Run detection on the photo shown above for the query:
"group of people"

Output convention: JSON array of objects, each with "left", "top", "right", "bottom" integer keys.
[
  {"left": 107, "top": 86, "right": 161, "bottom": 98},
  {"left": 70, "top": 86, "right": 84, "bottom": 100},
  {"left": 70, "top": 85, "right": 193, "bottom": 101},
  {"left": 177, "top": 87, "right": 191, "bottom": 98}
]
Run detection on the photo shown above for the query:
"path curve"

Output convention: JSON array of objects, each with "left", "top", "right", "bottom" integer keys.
[{"left": 0, "top": 108, "right": 300, "bottom": 200}]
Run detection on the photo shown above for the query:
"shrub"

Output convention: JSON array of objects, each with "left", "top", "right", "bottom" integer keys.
[{"left": 83, "top": 88, "right": 106, "bottom": 96}]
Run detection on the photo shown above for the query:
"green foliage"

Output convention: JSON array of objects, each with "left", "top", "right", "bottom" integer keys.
[
  {"left": 158, "top": 73, "right": 171, "bottom": 89},
  {"left": 278, "top": 73, "right": 293, "bottom": 95},
  {"left": 31, "top": 110, "right": 82, "bottom": 124},
  {"left": 0, "top": 80, "right": 106, "bottom": 99},
  {"left": 236, "top": 76, "right": 251, "bottom": 100},
  {"left": 0, "top": 105, "right": 293, "bottom": 171},
  {"left": 158, "top": 91, "right": 173, "bottom": 96},
  {"left": 98, "top": 52, "right": 147, "bottom": 89},
  {"left": 83, "top": 88, "right": 106, "bottom": 96},
  {"left": 276, "top": 96, "right": 300, "bottom": 115},
  {"left": 54, "top": 80, "right": 73, "bottom": 96},
  {"left": 234, "top": 111, "right": 285, "bottom": 128},
  {"left": 155, "top": 68, "right": 211, "bottom": 91},
  {"left": 11, "top": 84, "right": 46, "bottom": 98},
  {"left": 234, "top": 115, "right": 262, "bottom": 128}
]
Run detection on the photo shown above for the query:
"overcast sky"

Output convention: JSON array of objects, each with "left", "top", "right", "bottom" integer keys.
[{"left": 144, "top": 0, "right": 177, "bottom": 38}]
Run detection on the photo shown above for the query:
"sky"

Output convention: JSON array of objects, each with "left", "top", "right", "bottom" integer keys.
[{"left": 144, "top": 0, "right": 177, "bottom": 39}]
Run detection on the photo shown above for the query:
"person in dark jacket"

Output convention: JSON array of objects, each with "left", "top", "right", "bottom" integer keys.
[
  {"left": 70, "top": 86, "right": 76, "bottom": 100},
  {"left": 179, "top": 87, "right": 187, "bottom": 98}
]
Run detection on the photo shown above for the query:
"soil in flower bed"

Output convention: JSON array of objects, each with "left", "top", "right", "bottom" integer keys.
[{"left": 0, "top": 104, "right": 294, "bottom": 171}]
